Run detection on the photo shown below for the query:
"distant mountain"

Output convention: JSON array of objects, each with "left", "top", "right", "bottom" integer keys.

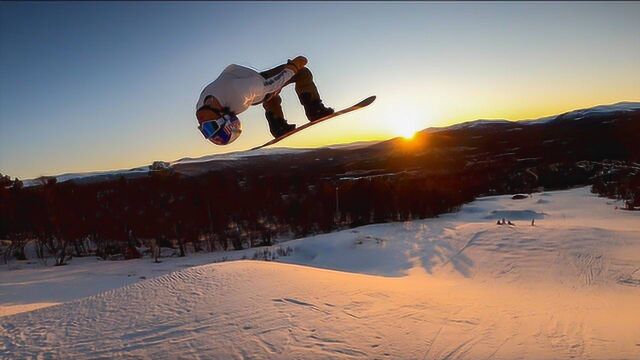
[
  {"left": 21, "top": 101, "right": 639, "bottom": 186},
  {"left": 429, "top": 101, "right": 640, "bottom": 132},
  {"left": 22, "top": 167, "right": 150, "bottom": 187}
]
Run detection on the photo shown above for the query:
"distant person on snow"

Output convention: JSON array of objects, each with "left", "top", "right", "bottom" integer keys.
[{"left": 195, "top": 56, "right": 334, "bottom": 145}]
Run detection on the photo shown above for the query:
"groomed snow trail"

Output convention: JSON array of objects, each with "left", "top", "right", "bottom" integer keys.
[{"left": 1, "top": 187, "right": 639, "bottom": 359}]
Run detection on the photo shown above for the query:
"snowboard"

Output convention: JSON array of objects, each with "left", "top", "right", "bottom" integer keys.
[{"left": 250, "top": 95, "right": 376, "bottom": 151}]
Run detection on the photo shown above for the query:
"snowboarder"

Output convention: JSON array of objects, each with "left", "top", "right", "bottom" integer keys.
[{"left": 195, "top": 56, "right": 334, "bottom": 145}]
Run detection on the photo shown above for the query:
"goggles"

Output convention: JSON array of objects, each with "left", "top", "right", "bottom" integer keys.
[{"left": 198, "top": 117, "right": 227, "bottom": 139}]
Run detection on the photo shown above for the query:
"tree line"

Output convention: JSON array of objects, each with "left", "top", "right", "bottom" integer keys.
[{"left": 0, "top": 166, "right": 483, "bottom": 265}]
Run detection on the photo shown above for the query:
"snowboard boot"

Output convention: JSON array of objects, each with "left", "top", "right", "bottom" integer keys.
[
  {"left": 266, "top": 111, "right": 296, "bottom": 138},
  {"left": 300, "top": 92, "right": 334, "bottom": 122}
]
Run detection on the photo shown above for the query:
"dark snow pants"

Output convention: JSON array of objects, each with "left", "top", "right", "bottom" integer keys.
[{"left": 259, "top": 64, "right": 322, "bottom": 120}]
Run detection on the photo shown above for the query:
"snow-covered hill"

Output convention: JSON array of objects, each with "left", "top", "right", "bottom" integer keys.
[
  {"left": 430, "top": 101, "right": 640, "bottom": 132},
  {"left": 2, "top": 187, "right": 639, "bottom": 359},
  {"left": 21, "top": 167, "right": 151, "bottom": 187}
]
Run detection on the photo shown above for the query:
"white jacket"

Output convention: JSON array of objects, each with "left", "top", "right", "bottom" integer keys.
[{"left": 196, "top": 64, "right": 295, "bottom": 115}]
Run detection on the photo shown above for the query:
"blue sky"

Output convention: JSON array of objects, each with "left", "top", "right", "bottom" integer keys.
[{"left": 1, "top": 2, "right": 639, "bottom": 179}]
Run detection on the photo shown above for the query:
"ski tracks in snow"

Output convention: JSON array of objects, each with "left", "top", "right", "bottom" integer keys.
[{"left": 0, "top": 261, "right": 520, "bottom": 359}]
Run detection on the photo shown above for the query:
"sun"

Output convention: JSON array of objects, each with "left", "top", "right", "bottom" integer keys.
[
  {"left": 399, "top": 126, "right": 416, "bottom": 139},
  {"left": 378, "top": 100, "right": 433, "bottom": 140},
  {"left": 396, "top": 121, "right": 418, "bottom": 139}
]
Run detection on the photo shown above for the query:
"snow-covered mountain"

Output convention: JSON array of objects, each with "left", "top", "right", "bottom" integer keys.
[
  {"left": 19, "top": 101, "right": 639, "bottom": 186},
  {"left": 175, "top": 141, "right": 381, "bottom": 165},
  {"left": 549, "top": 100, "right": 640, "bottom": 118},
  {"left": 2, "top": 187, "right": 639, "bottom": 359},
  {"left": 21, "top": 167, "right": 150, "bottom": 187},
  {"left": 20, "top": 144, "right": 381, "bottom": 186},
  {"left": 429, "top": 101, "right": 640, "bottom": 132},
  {"left": 172, "top": 147, "right": 313, "bottom": 165}
]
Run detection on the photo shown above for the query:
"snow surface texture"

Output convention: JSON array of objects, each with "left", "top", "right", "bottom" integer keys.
[{"left": 1, "top": 187, "right": 640, "bottom": 359}]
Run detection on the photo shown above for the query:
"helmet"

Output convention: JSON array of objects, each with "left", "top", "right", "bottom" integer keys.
[
  {"left": 210, "top": 114, "right": 242, "bottom": 145},
  {"left": 199, "top": 114, "right": 242, "bottom": 145}
]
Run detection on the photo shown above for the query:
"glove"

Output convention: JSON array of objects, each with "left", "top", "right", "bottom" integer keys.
[{"left": 286, "top": 56, "right": 308, "bottom": 73}]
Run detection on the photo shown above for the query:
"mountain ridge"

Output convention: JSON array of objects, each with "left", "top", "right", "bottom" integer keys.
[{"left": 20, "top": 101, "right": 640, "bottom": 186}]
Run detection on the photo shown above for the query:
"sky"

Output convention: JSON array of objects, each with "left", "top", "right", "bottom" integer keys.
[{"left": 1, "top": 2, "right": 639, "bottom": 179}]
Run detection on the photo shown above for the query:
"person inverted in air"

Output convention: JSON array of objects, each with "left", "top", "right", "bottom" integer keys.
[{"left": 195, "top": 56, "right": 334, "bottom": 145}]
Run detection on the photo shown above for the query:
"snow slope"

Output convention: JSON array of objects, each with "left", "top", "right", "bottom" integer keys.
[{"left": 1, "top": 187, "right": 639, "bottom": 359}]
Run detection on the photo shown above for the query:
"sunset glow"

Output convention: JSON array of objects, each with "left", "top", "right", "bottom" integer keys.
[
  {"left": 396, "top": 119, "right": 418, "bottom": 139},
  {"left": 1, "top": 2, "right": 639, "bottom": 179},
  {"left": 384, "top": 102, "right": 426, "bottom": 140}
]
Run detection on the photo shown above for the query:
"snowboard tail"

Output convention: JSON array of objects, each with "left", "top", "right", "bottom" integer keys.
[{"left": 250, "top": 95, "right": 376, "bottom": 151}]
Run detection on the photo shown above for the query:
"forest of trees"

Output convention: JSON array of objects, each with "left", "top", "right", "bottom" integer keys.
[
  {"left": 589, "top": 162, "right": 640, "bottom": 210},
  {"left": 0, "top": 166, "right": 483, "bottom": 265}
]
